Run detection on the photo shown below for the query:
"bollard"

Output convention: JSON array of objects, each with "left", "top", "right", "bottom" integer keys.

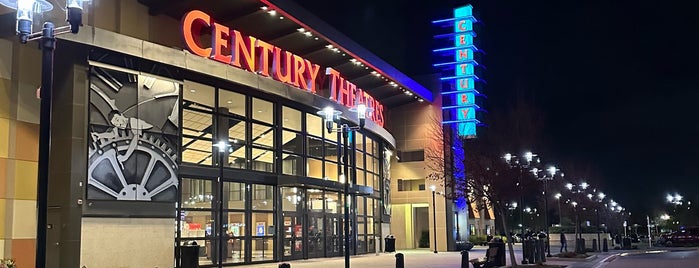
[
  {"left": 603, "top": 238, "right": 609, "bottom": 252},
  {"left": 592, "top": 239, "right": 598, "bottom": 252},
  {"left": 395, "top": 253, "right": 405, "bottom": 268},
  {"left": 461, "top": 250, "right": 469, "bottom": 268},
  {"left": 278, "top": 263, "right": 291, "bottom": 268}
]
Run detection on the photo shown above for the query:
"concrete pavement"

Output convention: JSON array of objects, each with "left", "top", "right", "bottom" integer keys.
[{"left": 234, "top": 244, "right": 614, "bottom": 268}]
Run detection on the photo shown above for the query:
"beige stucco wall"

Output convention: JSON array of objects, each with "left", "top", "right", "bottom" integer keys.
[{"left": 80, "top": 218, "right": 174, "bottom": 268}]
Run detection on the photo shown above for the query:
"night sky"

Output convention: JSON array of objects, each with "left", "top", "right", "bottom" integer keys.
[{"left": 297, "top": 0, "right": 699, "bottom": 220}]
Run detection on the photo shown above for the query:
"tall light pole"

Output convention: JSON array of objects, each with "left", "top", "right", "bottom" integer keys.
[
  {"left": 504, "top": 151, "right": 537, "bottom": 240},
  {"left": 430, "top": 185, "right": 438, "bottom": 253},
  {"left": 0, "top": 1, "right": 88, "bottom": 267},
  {"left": 539, "top": 166, "right": 559, "bottom": 257},
  {"left": 318, "top": 103, "right": 370, "bottom": 268},
  {"left": 554, "top": 193, "right": 562, "bottom": 226}
]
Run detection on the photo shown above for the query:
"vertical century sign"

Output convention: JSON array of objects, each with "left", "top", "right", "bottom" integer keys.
[{"left": 433, "top": 4, "right": 483, "bottom": 138}]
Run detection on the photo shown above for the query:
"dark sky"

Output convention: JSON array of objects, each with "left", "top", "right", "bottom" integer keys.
[{"left": 296, "top": 0, "right": 699, "bottom": 219}]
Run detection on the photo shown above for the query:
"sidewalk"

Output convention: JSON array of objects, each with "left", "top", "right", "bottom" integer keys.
[{"left": 234, "top": 245, "right": 610, "bottom": 268}]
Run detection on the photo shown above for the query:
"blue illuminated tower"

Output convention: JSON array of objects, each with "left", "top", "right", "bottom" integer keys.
[{"left": 432, "top": 4, "right": 485, "bottom": 248}]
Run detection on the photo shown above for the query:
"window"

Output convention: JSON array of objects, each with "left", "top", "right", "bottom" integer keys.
[{"left": 397, "top": 179, "right": 426, "bottom": 192}]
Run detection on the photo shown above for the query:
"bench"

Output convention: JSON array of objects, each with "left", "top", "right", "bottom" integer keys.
[{"left": 469, "top": 247, "right": 499, "bottom": 268}]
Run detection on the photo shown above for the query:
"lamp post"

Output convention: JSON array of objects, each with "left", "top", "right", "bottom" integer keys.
[
  {"left": 213, "top": 141, "right": 232, "bottom": 266},
  {"left": 554, "top": 193, "right": 562, "bottom": 226},
  {"left": 318, "top": 103, "right": 370, "bottom": 268},
  {"left": 539, "top": 166, "right": 559, "bottom": 257},
  {"left": 0, "top": 1, "right": 88, "bottom": 267},
  {"left": 504, "top": 151, "right": 537, "bottom": 240},
  {"left": 430, "top": 185, "right": 438, "bottom": 253}
]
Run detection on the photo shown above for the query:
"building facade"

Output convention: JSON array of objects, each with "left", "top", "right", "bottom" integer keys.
[{"left": 0, "top": 0, "right": 472, "bottom": 267}]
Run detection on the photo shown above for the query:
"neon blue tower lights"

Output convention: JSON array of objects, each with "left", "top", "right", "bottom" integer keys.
[{"left": 433, "top": 4, "right": 484, "bottom": 138}]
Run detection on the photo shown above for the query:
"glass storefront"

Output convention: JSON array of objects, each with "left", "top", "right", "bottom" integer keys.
[{"left": 177, "top": 80, "right": 385, "bottom": 266}]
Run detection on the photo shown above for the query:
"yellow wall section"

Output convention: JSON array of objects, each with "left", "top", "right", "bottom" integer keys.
[
  {"left": 0, "top": 158, "right": 6, "bottom": 198},
  {"left": 11, "top": 199, "right": 36, "bottom": 239},
  {"left": 0, "top": 199, "right": 5, "bottom": 239},
  {"left": 13, "top": 160, "right": 37, "bottom": 200},
  {"left": 0, "top": 119, "right": 8, "bottom": 158},
  {"left": 13, "top": 121, "right": 38, "bottom": 162}
]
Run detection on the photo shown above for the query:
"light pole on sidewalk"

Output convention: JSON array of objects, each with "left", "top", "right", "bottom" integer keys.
[
  {"left": 430, "top": 185, "right": 438, "bottom": 253},
  {"left": 318, "top": 103, "right": 371, "bottom": 268},
  {"left": 0, "top": 1, "right": 88, "bottom": 267}
]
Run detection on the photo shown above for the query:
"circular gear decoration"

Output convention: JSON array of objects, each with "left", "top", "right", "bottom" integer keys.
[{"left": 88, "top": 129, "right": 178, "bottom": 201}]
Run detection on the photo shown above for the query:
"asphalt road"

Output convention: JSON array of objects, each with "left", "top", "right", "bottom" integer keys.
[{"left": 591, "top": 248, "right": 699, "bottom": 268}]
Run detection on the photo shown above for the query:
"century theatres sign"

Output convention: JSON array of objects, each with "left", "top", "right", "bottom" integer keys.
[{"left": 181, "top": 10, "right": 385, "bottom": 126}]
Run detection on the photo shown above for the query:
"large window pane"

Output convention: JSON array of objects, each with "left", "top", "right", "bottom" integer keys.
[
  {"left": 324, "top": 161, "right": 338, "bottom": 182},
  {"left": 184, "top": 80, "right": 215, "bottom": 111},
  {"left": 226, "top": 212, "right": 246, "bottom": 237},
  {"left": 283, "top": 106, "right": 302, "bottom": 131},
  {"left": 366, "top": 137, "right": 375, "bottom": 156},
  {"left": 181, "top": 210, "right": 213, "bottom": 238},
  {"left": 355, "top": 132, "right": 365, "bottom": 152},
  {"left": 307, "top": 189, "right": 324, "bottom": 212},
  {"left": 252, "top": 98, "right": 273, "bottom": 124},
  {"left": 306, "top": 113, "right": 323, "bottom": 137},
  {"left": 307, "top": 136, "right": 323, "bottom": 158},
  {"left": 252, "top": 123, "right": 274, "bottom": 149},
  {"left": 307, "top": 158, "right": 322, "bottom": 179},
  {"left": 324, "top": 140, "right": 339, "bottom": 161},
  {"left": 282, "top": 187, "right": 301, "bottom": 212},
  {"left": 282, "top": 130, "right": 303, "bottom": 154},
  {"left": 224, "top": 182, "right": 246, "bottom": 209},
  {"left": 182, "top": 178, "right": 213, "bottom": 209},
  {"left": 356, "top": 168, "right": 366, "bottom": 186},
  {"left": 282, "top": 153, "right": 303, "bottom": 176},
  {"left": 325, "top": 192, "right": 340, "bottom": 214},
  {"left": 367, "top": 198, "right": 374, "bottom": 216},
  {"left": 218, "top": 89, "right": 246, "bottom": 117},
  {"left": 251, "top": 148, "right": 275, "bottom": 172},
  {"left": 252, "top": 184, "right": 274, "bottom": 211},
  {"left": 182, "top": 109, "right": 214, "bottom": 165},
  {"left": 252, "top": 237, "right": 274, "bottom": 261},
  {"left": 357, "top": 196, "right": 366, "bottom": 216}
]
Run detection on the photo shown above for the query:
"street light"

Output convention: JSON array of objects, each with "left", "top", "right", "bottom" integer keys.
[
  {"left": 318, "top": 103, "right": 371, "bottom": 268},
  {"left": 504, "top": 151, "right": 537, "bottom": 240},
  {"left": 430, "top": 185, "right": 438, "bottom": 253},
  {"left": 538, "top": 165, "right": 559, "bottom": 257},
  {"left": 0, "top": 1, "right": 88, "bottom": 267},
  {"left": 554, "top": 193, "right": 562, "bottom": 225}
]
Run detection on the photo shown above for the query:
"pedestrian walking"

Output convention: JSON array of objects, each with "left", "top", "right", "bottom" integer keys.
[{"left": 560, "top": 231, "right": 568, "bottom": 252}]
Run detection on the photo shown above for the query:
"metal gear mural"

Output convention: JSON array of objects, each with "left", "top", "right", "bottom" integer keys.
[{"left": 88, "top": 66, "right": 180, "bottom": 202}]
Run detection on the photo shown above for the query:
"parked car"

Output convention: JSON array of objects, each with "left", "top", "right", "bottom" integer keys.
[{"left": 660, "top": 227, "right": 699, "bottom": 247}]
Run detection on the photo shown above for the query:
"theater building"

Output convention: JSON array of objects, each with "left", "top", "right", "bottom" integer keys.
[{"left": 0, "top": 0, "right": 471, "bottom": 267}]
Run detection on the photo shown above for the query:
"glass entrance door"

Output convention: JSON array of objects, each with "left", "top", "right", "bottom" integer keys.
[
  {"left": 307, "top": 214, "right": 325, "bottom": 257},
  {"left": 282, "top": 215, "right": 304, "bottom": 260},
  {"left": 325, "top": 215, "right": 341, "bottom": 257}
]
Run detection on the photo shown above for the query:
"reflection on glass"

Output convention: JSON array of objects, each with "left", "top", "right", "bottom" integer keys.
[
  {"left": 307, "top": 189, "right": 324, "bottom": 212},
  {"left": 218, "top": 89, "right": 246, "bottom": 117},
  {"left": 253, "top": 98, "right": 273, "bottom": 124},
  {"left": 182, "top": 178, "right": 213, "bottom": 209},
  {"left": 252, "top": 123, "right": 274, "bottom": 149},
  {"left": 252, "top": 184, "right": 274, "bottom": 210},
  {"left": 283, "top": 106, "right": 302, "bottom": 131},
  {"left": 181, "top": 210, "right": 213, "bottom": 238},
  {"left": 324, "top": 140, "right": 338, "bottom": 161},
  {"left": 325, "top": 192, "right": 340, "bottom": 214},
  {"left": 282, "top": 187, "right": 301, "bottom": 212},
  {"left": 224, "top": 182, "right": 245, "bottom": 209},
  {"left": 252, "top": 237, "right": 274, "bottom": 261},
  {"left": 223, "top": 239, "right": 246, "bottom": 264}
]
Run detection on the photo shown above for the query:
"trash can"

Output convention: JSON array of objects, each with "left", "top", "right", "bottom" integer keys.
[
  {"left": 385, "top": 236, "right": 396, "bottom": 253},
  {"left": 488, "top": 238, "right": 506, "bottom": 267},
  {"left": 181, "top": 241, "right": 200, "bottom": 268},
  {"left": 455, "top": 240, "right": 474, "bottom": 251}
]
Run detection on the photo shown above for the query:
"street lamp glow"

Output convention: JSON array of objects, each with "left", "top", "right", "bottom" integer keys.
[
  {"left": 504, "top": 153, "right": 512, "bottom": 162},
  {"left": 554, "top": 193, "right": 562, "bottom": 199},
  {"left": 571, "top": 201, "right": 578, "bottom": 207},
  {"left": 524, "top": 151, "right": 534, "bottom": 163},
  {"left": 587, "top": 193, "right": 593, "bottom": 199},
  {"left": 511, "top": 201, "right": 518, "bottom": 208},
  {"left": 598, "top": 192, "right": 606, "bottom": 200},
  {"left": 547, "top": 166, "right": 557, "bottom": 176},
  {"left": 580, "top": 182, "right": 589, "bottom": 189},
  {"left": 565, "top": 183, "right": 573, "bottom": 190},
  {"left": 430, "top": 185, "right": 436, "bottom": 192},
  {"left": 660, "top": 214, "right": 670, "bottom": 220}
]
